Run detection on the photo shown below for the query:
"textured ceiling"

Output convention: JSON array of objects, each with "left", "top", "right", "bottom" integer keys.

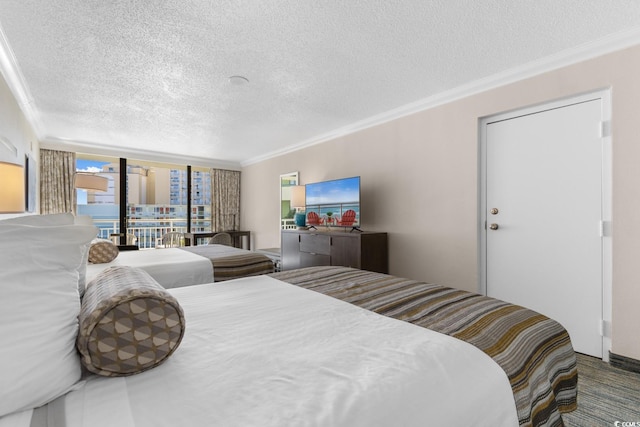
[{"left": 0, "top": 1, "right": 639, "bottom": 166}]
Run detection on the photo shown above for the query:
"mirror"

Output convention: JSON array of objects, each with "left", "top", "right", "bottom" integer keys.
[{"left": 280, "top": 172, "right": 298, "bottom": 229}]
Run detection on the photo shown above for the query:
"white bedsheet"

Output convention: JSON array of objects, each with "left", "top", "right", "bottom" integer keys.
[
  {"left": 52, "top": 275, "right": 518, "bottom": 427},
  {"left": 85, "top": 248, "right": 213, "bottom": 289}
]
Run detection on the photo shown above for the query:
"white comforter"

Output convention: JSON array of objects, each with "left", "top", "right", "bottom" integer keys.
[
  {"left": 30, "top": 276, "right": 519, "bottom": 427},
  {"left": 85, "top": 248, "right": 214, "bottom": 288}
]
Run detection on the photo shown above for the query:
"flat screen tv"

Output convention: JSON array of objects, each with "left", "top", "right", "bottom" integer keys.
[{"left": 305, "top": 176, "right": 360, "bottom": 229}]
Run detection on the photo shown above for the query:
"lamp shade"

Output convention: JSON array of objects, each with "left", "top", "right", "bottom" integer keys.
[
  {"left": 0, "top": 162, "right": 25, "bottom": 213},
  {"left": 290, "top": 185, "right": 305, "bottom": 209},
  {"left": 75, "top": 173, "right": 108, "bottom": 192}
]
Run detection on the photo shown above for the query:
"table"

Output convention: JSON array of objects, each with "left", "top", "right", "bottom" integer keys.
[{"left": 184, "top": 231, "right": 250, "bottom": 250}]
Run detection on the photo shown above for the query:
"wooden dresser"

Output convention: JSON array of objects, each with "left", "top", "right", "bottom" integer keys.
[{"left": 281, "top": 229, "right": 388, "bottom": 273}]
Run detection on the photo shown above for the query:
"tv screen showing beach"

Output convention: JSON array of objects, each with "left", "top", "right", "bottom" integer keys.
[
  {"left": 306, "top": 176, "right": 360, "bottom": 206},
  {"left": 305, "top": 176, "right": 360, "bottom": 226}
]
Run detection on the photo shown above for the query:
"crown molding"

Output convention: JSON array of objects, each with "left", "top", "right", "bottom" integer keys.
[
  {"left": 41, "top": 137, "right": 242, "bottom": 170},
  {"left": 0, "top": 23, "right": 45, "bottom": 139},
  {"left": 2, "top": 19, "right": 639, "bottom": 169},
  {"left": 242, "top": 27, "right": 640, "bottom": 166}
]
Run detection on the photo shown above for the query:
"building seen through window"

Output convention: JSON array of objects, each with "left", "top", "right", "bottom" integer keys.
[{"left": 77, "top": 156, "right": 212, "bottom": 248}]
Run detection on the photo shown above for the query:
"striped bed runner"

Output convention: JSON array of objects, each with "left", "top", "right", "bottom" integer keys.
[
  {"left": 211, "top": 253, "right": 274, "bottom": 281},
  {"left": 271, "top": 266, "right": 577, "bottom": 427}
]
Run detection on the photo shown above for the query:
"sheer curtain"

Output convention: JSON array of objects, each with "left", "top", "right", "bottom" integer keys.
[
  {"left": 39, "top": 149, "right": 76, "bottom": 214},
  {"left": 211, "top": 169, "right": 240, "bottom": 232}
]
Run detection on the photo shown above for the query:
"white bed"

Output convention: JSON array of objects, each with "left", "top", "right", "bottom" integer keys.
[
  {"left": 178, "top": 242, "right": 249, "bottom": 258},
  {"left": 0, "top": 216, "right": 576, "bottom": 427},
  {"left": 86, "top": 248, "right": 214, "bottom": 288},
  {"left": 86, "top": 244, "right": 274, "bottom": 288},
  {"left": 16, "top": 275, "right": 518, "bottom": 427}
]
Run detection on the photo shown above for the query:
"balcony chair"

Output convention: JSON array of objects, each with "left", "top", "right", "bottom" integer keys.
[
  {"left": 336, "top": 209, "right": 357, "bottom": 227},
  {"left": 306, "top": 211, "right": 324, "bottom": 229},
  {"left": 161, "top": 231, "right": 185, "bottom": 248}
]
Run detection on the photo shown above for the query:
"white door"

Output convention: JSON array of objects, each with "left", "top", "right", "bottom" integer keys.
[{"left": 484, "top": 97, "right": 605, "bottom": 357}]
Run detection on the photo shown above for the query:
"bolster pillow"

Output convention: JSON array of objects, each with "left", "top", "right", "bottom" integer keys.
[
  {"left": 77, "top": 266, "right": 186, "bottom": 376},
  {"left": 88, "top": 238, "right": 119, "bottom": 264}
]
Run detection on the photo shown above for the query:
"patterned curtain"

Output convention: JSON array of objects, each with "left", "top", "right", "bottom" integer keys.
[
  {"left": 39, "top": 149, "right": 76, "bottom": 214},
  {"left": 211, "top": 168, "right": 240, "bottom": 232}
]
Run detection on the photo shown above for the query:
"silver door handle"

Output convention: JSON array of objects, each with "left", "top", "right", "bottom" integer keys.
[{"left": 489, "top": 223, "right": 499, "bottom": 230}]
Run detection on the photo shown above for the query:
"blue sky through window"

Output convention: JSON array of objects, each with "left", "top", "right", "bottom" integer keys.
[{"left": 77, "top": 159, "right": 109, "bottom": 173}]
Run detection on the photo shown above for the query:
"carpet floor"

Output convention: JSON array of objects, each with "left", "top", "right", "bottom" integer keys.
[{"left": 562, "top": 353, "right": 640, "bottom": 426}]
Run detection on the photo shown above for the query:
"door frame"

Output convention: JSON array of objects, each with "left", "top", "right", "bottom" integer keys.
[{"left": 478, "top": 89, "right": 612, "bottom": 360}]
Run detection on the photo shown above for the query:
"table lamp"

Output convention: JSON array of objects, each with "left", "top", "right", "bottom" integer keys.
[
  {"left": 290, "top": 185, "right": 306, "bottom": 229},
  {"left": 0, "top": 162, "right": 25, "bottom": 213}
]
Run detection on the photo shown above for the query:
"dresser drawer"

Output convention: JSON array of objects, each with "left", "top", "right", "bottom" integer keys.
[{"left": 299, "top": 234, "right": 331, "bottom": 255}]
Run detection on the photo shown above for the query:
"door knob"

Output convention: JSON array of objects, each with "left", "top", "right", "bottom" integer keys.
[
  {"left": 490, "top": 208, "right": 499, "bottom": 215},
  {"left": 489, "top": 223, "right": 499, "bottom": 230}
]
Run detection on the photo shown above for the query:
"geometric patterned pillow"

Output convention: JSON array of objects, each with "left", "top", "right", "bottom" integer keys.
[
  {"left": 77, "top": 266, "right": 186, "bottom": 376},
  {"left": 88, "top": 238, "right": 119, "bottom": 264}
]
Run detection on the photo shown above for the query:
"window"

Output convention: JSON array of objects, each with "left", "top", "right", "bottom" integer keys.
[
  {"left": 191, "top": 167, "right": 212, "bottom": 235},
  {"left": 76, "top": 156, "right": 212, "bottom": 248},
  {"left": 76, "top": 155, "right": 119, "bottom": 241}
]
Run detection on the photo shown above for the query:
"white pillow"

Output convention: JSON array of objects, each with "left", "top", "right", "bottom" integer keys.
[
  {"left": 73, "top": 215, "right": 95, "bottom": 226},
  {"left": 0, "top": 223, "right": 98, "bottom": 417},
  {"left": 0, "top": 212, "right": 74, "bottom": 226},
  {"left": 73, "top": 215, "right": 97, "bottom": 296},
  {"left": 0, "top": 214, "right": 97, "bottom": 297}
]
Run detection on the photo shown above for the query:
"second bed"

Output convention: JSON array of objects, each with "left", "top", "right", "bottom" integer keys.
[{"left": 86, "top": 244, "right": 274, "bottom": 288}]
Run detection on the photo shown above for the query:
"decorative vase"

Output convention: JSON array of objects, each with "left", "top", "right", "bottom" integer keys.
[{"left": 294, "top": 212, "right": 306, "bottom": 228}]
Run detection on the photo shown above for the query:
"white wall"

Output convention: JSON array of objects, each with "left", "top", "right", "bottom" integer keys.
[
  {"left": 241, "top": 44, "right": 640, "bottom": 362},
  {"left": 0, "top": 72, "right": 39, "bottom": 219}
]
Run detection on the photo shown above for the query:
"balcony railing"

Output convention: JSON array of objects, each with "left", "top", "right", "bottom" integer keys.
[
  {"left": 93, "top": 218, "right": 211, "bottom": 249},
  {"left": 92, "top": 218, "right": 296, "bottom": 248},
  {"left": 281, "top": 219, "right": 297, "bottom": 229}
]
